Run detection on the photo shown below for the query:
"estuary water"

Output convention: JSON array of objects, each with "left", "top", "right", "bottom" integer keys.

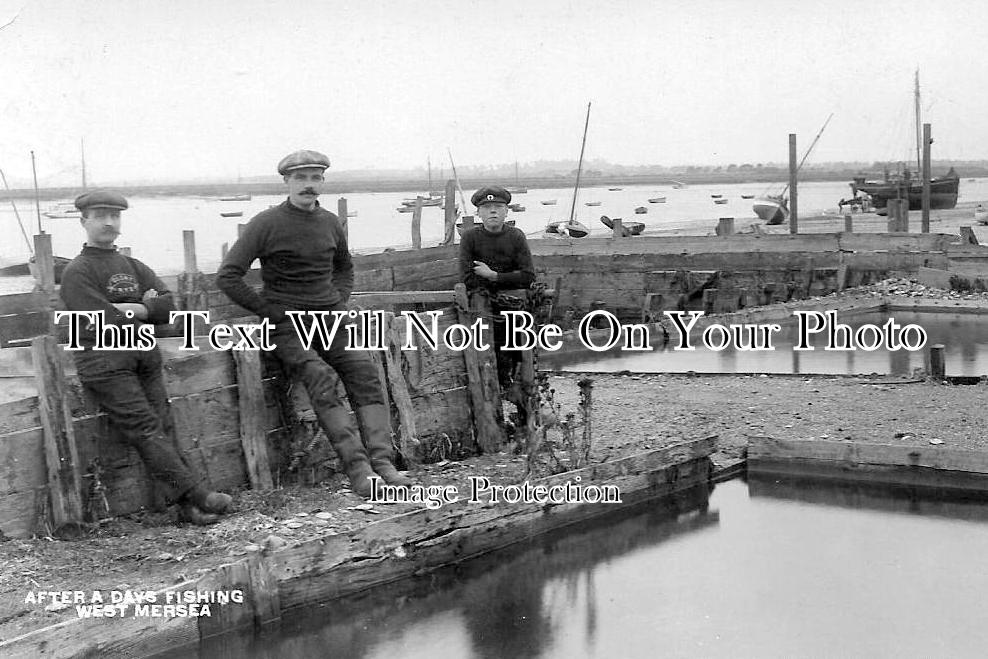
[
  {"left": 5, "top": 178, "right": 988, "bottom": 279},
  {"left": 162, "top": 477, "right": 988, "bottom": 659}
]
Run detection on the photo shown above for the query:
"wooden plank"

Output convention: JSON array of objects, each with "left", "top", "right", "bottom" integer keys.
[
  {"left": 382, "top": 312, "right": 418, "bottom": 454},
  {"left": 748, "top": 436, "right": 988, "bottom": 473},
  {"left": 352, "top": 290, "right": 457, "bottom": 305},
  {"left": 232, "top": 349, "right": 274, "bottom": 489},
  {"left": 246, "top": 551, "right": 281, "bottom": 626},
  {"left": 454, "top": 284, "right": 502, "bottom": 453},
  {"left": 31, "top": 335, "right": 84, "bottom": 534}
]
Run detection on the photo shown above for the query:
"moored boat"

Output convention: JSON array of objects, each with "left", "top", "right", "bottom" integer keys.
[
  {"left": 714, "top": 198, "right": 728, "bottom": 205},
  {"left": 634, "top": 206, "right": 647, "bottom": 214},
  {"left": 850, "top": 168, "right": 959, "bottom": 210},
  {"left": 584, "top": 201, "right": 601, "bottom": 207},
  {"left": 219, "top": 194, "right": 251, "bottom": 202},
  {"left": 608, "top": 187, "right": 622, "bottom": 191},
  {"left": 741, "top": 194, "right": 755, "bottom": 199},
  {"left": 599, "top": 215, "right": 644, "bottom": 236},
  {"left": 541, "top": 199, "right": 557, "bottom": 205},
  {"left": 545, "top": 220, "right": 590, "bottom": 238},
  {"left": 508, "top": 203, "right": 526, "bottom": 212},
  {"left": 220, "top": 211, "right": 243, "bottom": 218},
  {"left": 648, "top": 197, "right": 666, "bottom": 203},
  {"left": 753, "top": 195, "right": 788, "bottom": 225}
]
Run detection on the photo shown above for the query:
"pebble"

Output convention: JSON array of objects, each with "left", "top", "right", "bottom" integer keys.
[
  {"left": 315, "top": 512, "right": 333, "bottom": 520},
  {"left": 263, "top": 535, "right": 287, "bottom": 551}
]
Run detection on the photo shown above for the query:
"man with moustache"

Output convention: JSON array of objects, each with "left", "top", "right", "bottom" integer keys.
[
  {"left": 459, "top": 185, "right": 536, "bottom": 396},
  {"left": 217, "top": 150, "right": 412, "bottom": 497},
  {"left": 59, "top": 190, "right": 233, "bottom": 525}
]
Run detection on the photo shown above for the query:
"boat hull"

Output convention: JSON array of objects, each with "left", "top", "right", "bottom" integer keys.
[
  {"left": 853, "top": 176, "right": 959, "bottom": 210},
  {"left": 752, "top": 197, "right": 788, "bottom": 225}
]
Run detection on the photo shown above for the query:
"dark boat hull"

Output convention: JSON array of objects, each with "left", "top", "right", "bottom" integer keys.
[{"left": 853, "top": 176, "right": 959, "bottom": 210}]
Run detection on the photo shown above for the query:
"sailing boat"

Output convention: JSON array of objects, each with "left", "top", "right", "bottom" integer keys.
[
  {"left": 401, "top": 157, "right": 444, "bottom": 207},
  {"left": 507, "top": 161, "right": 527, "bottom": 194},
  {"left": 545, "top": 103, "right": 592, "bottom": 239},
  {"left": 753, "top": 114, "right": 834, "bottom": 225},
  {"left": 848, "top": 71, "right": 959, "bottom": 210}
]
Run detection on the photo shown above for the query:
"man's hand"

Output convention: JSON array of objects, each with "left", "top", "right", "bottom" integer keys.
[
  {"left": 112, "top": 303, "right": 149, "bottom": 321},
  {"left": 472, "top": 261, "right": 498, "bottom": 281},
  {"left": 142, "top": 288, "right": 158, "bottom": 303}
]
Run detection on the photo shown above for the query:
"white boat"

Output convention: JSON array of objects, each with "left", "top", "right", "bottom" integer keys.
[
  {"left": 752, "top": 195, "right": 789, "bottom": 224},
  {"left": 541, "top": 199, "right": 557, "bottom": 205},
  {"left": 975, "top": 204, "right": 988, "bottom": 225},
  {"left": 648, "top": 197, "right": 666, "bottom": 203},
  {"left": 584, "top": 201, "right": 602, "bottom": 207},
  {"left": 713, "top": 198, "right": 728, "bottom": 205},
  {"left": 544, "top": 220, "right": 590, "bottom": 238}
]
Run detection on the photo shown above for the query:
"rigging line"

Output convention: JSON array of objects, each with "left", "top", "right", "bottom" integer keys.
[
  {"left": 0, "top": 167, "right": 34, "bottom": 256},
  {"left": 568, "top": 102, "right": 592, "bottom": 225}
]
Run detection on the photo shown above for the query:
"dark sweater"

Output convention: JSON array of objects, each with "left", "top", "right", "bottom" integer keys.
[
  {"left": 458, "top": 225, "right": 535, "bottom": 292},
  {"left": 216, "top": 200, "right": 353, "bottom": 321},
  {"left": 59, "top": 245, "right": 175, "bottom": 344}
]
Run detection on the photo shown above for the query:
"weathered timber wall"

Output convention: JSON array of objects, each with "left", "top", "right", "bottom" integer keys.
[{"left": 0, "top": 307, "right": 474, "bottom": 539}]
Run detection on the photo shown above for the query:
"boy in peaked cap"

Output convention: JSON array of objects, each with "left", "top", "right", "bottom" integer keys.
[
  {"left": 60, "top": 190, "right": 233, "bottom": 525},
  {"left": 459, "top": 185, "right": 536, "bottom": 426},
  {"left": 217, "top": 150, "right": 413, "bottom": 497}
]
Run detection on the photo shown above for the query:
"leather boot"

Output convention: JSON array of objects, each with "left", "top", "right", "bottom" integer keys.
[
  {"left": 178, "top": 502, "right": 220, "bottom": 526},
  {"left": 356, "top": 404, "right": 413, "bottom": 487},
  {"left": 316, "top": 405, "right": 377, "bottom": 497},
  {"left": 186, "top": 488, "right": 234, "bottom": 515}
]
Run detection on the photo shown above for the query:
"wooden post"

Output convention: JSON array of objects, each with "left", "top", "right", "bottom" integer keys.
[
  {"left": 922, "top": 122, "right": 931, "bottom": 233},
  {"left": 788, "top": 133, "right": 798, "bottom": 234},
  {"left": 410, "top": 197, "right": 423, "bottom": 249},
  {"left": 717, "top": 217, "right": 734, "bottom": 236},
  {"left": 180, "top": 230, "right": 206, "bottom": 312},
  {"left": 844, "top": 213, "right": 853, "bottom": 233},
  {"left": 611, "top": 217, "right": 624, "bottom": 238},
  {"left": 31, "top": 335, "right": 85, "bottom": 536},
  {"left": 929, "top": 344, "right": 945, "bottom": 380},
  {"left": 32, "top": 233, "right": 58, "bottom": 332},
  {"left": 383, "top": 313, "right": 418, "bottom": 459},
  {"left": 337, "top": 197, "right": 349, "bottom": 240},
  {"left": 233, "top": 348, "right": 274, "bottom": 489},
  {"left": 899, "top": 204, "right": 909, "bottom": 233},
  {"left": 443, "top": 179, "right": 457, "bottom": 245},
  {"left": 183, "top": 229, "right": 197, "bottom": 275},
  {"left": 454, "top": 283, "right": 503, "bottom": 453},
  {"left": 959, "top": 226, "right": 979, "bottom": 245}
]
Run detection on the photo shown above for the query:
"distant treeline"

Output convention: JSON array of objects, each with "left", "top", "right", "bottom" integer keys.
[{"left": 5, "top": 163, "right": 986, "bottom": 201}]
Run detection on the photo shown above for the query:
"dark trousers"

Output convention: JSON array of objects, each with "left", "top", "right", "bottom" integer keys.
[
  {"left": 74, "top": 347, "right": 201, "bottom": 504},
  {"left": 271, "top": 308, "right": 386, "bottom": 412}
]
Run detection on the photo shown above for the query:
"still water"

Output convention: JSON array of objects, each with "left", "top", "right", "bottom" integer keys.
[
  {"left": 4, "top": 178, "right": 988, "bottom": 277},
  {"left": 164, "top": 478, "right": 988, "bottom": 659},
  {"left": 541, "top": 311, "right": 988, "bottom": 377}
]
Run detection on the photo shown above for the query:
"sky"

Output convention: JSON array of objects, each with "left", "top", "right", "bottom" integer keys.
[{"left": 2, "top": 0, "right": 987, "bottom": 187}]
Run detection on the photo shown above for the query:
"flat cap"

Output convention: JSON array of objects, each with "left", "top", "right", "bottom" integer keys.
[
  {"left": 74, "top": 190, "right": 128, "bottom": 211},
  {"left": 277, "top": 150, "right": 331, "bottom": 175},
  {"left": 471, "top": 185, "right": 512, "bottom": 207}
]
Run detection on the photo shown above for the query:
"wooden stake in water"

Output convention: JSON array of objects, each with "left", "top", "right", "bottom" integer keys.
[
  {"left": 922, "top": 123, "right": 931, "bottom": 233},
  {"left": 788, "top": 134, "right": 798, "bottom": 234},
  {"left": 337, "top": 197, "right": 349, "bottom": 240}
]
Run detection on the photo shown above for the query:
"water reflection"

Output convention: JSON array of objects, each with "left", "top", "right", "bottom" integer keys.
[
  {"left": 166, "top": 485, "right": 717, "bottom": 659},
  {"left": 542, "top": 311, "right": 988, "bottom": 377}
]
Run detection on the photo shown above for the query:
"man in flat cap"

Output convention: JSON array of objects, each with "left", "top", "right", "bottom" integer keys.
[
  {"left": 60, "top": 190, "right": 233, "bottom": 525},
  {"left": 459, "top": 185, "right": 536, "bottom": 406},
  {"left": 217, "top": 150, "right": 412, "bottom": 497}
]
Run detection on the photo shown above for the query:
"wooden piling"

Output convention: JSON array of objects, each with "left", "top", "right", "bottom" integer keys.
[
  {"left": 443, "top": 179, "right": 457, "bottom": 245},
  {"left": 844, "top": 213, "right": 853, "bottom": 233},
  {"left": 32, "top": 233, "right": 58, "bottom": 332},
  {"left": 454, "top": 283, "right": 504, "bottom": 453},
  {"left": 702, "top": 288, "right": 717, "bottom": 315},
  {"left": 716, "top": 217, "right": 734, "bottom": 236},
  {"left": 411, "top": 197, "right": 423, "bottom": 249},
  {"left": 921, "top": 122, "right": 931, "bottom": 233},
  {"left": 959, "top": 226, "right": 979, "bottom": 245},
  {"left": 233, "top": 347, "right": 274, "bottom": 489},
  {"left": 337, "top": 197, "right": 348, "bottom": 240},
  {"left": 382, "top": 312, "right": 419, "bottom": 459},
  {"left": 788, "top": 133, "right": 798, "bottom": 234},
  {"left": 929, "top": 344, "right": 945, "bottom": 380},
  {"left": 179, "top": 230, "right": 208, "bottom": 313},
  {"left": 183, "top": 230, "right": 197, "bottom": 275},
  {"left": 611, "top": 217, "right": 624, "bottom": 238},
  {"left": 31, "top": 334, "right": 85, "bottom": 536}
]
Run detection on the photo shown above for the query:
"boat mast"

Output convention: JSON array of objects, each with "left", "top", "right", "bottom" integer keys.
[
  {"left": 446, "top": 148, "right": 469, "bottom": 213},
  {"left": 0, "top": 167, "right": 34, "bottom": 256},
  {"left": 427, "top": 155, "right": 432, "bottom": 192},
  {"left": 780, "top": 113, "right": 834, "bottom": 197},
  {"left": 81, "top": 138, "right": 87, "bottom": 190},
  {"left": 568, "top": 102, "right": 592, "bottom": 224},
  {"left": 914, "top": 69, "right": 922, "bottom": 176},
  {"left": 31, "top": 150, "right": 43, "bottom": 234}
]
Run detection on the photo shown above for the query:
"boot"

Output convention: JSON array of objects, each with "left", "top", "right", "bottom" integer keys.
[
  {"left": 186, "top": 488, "right": 233, "bottom": 515},
  {"left": 316, "top": 405, "right": 377, "bottom": 497},
  {"left": 178, "top": 502, "right": 220, "bottom": 526},
  {"left": 356, "top": 404, "right": 413, "bottom": 487}
]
